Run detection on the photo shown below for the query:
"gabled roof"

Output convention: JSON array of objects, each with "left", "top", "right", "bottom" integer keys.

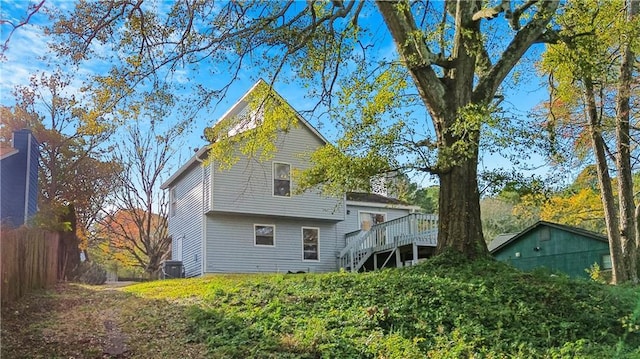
[
  {"left": 214, "top": 79, "right": 329, "bottom": 144},
  {"left": 161, "top": 79, "right": 328, "bottom": 190},
  {"left": 346, "top": 192, "right": 422, "bottom": 211},
  {"left": 488, "top": 221, "right": 608, "bottom": 254}
]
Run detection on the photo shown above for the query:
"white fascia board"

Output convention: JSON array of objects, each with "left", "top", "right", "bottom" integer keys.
[
  {"left": 160, "top": 147, "right": 209, "bottom": 190},
  {"left": 345, "top": 200, "right": 422, "bottom": 212}
]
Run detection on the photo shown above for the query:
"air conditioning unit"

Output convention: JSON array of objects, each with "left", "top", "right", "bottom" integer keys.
[{"left": 161, "top": 260, "right": 184, "bottom": 279}]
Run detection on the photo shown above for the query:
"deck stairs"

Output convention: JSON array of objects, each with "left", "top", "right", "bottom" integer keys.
[{"left": 338, "top": 213, "right": 438, "bottom": 272}]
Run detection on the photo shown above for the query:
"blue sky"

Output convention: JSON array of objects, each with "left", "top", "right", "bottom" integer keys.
[{"left": 0, "top": 1, "right": 561, "bottom": 190}]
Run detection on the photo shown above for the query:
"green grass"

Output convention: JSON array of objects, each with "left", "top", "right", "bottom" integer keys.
[{"left": 123, "top": 252, "right": 640, "bottom": 358}]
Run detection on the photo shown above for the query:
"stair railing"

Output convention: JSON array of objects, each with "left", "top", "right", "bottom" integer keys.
[{"left": 338, "top": 213, "right": 439, "bottom": 272}]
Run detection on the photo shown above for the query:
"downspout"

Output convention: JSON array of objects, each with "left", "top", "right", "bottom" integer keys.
[
  {"left": 195, "top": 151, "right": 207, "bottom": 276},
  {"left": 23, "top": 133, "right": 32, "bottom": 224}
]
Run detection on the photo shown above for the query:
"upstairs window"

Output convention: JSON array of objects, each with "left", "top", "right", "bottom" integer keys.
[
  {"left": 170, "top": 187, "right": 177, "bottom": 217},
  {"left": 273, "top": 162, "right": 291, "bottom": 197},
  {"left": 255, "top": 224, "right": 275, "bottom": 246}
]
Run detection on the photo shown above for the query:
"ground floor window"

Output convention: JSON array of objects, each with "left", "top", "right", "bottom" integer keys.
[
  {"left": 255, "top": 224, "right": 275, "bottom": 246},
  {"left": 360, "top": 211, "right": 386, "bottom": 246},
  {"left": 302, "top": 227, "right": 319, "bottom": 261},
  {"left": 359, "top": 211, "right": 386, "bottom": 230}
]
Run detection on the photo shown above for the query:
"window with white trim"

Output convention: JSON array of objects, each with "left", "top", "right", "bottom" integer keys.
[
  {"left": 273, "top": 162, "right": 291, "bottom": 197},
  {"left": 302, "top": 227, "right": 319, "bottom": 261},
  {"left": 359, "top": 211, "right": 386, "bottom": 231},
  {"left": 360, "top": 211, "right": 387, "bottom": 246},
  {"left": 255, "top": 224, "right": 275, "bottom": 246},
  {"left": 170, "top": 187, "right": 177, "bottom": 217}
]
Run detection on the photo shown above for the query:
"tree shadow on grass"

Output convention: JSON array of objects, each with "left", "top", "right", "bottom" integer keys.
[{"left": 0, "top": 283, "right": 207, "bottom": 359}]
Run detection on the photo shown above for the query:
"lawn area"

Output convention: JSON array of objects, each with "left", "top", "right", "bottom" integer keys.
[{"left": 2, "top": 252, "right": 640, "bottom": 358}]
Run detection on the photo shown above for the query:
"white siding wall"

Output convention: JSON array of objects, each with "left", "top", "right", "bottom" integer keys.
[
  {"left": 205, "top": 213, "right": 341, "bottom": 273},
  {"left": 168, "top": 163, "right": 204, "bottom": 277},
  {"left": 211, "top": 124, "right": 344, "bottom": 221},
  {"left": 203, "top": 164, "right": 211, "bottom": 212}
]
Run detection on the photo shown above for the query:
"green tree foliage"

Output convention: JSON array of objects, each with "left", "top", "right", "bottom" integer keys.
[
  {"left": 384, "top": 174, "right": 439, "bottom": 213},
  {"left": 538, "top": 168, "right": 640, "bottom": 236},
  {"left": 479, "top": 173, "right": 548, "bottom": 242},
  {"left": 537, "top": 166, "right": 604, "bottom": 234},
  {"left": 412, "top": 186, "right": 439, "bottom": 214},
  {"left": 45, "top": 0, "right": 561, "bottom": 258},
  {"left": 481, "top": 197, "right": 535, "bottom": 243},
  {"left": 539, "top": 0, "right": 640, "bottom": 283}
]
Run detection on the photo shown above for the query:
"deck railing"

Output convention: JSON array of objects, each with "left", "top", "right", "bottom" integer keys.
[{"left": 339, "top": 213, "right": 438, "bottom": 272}]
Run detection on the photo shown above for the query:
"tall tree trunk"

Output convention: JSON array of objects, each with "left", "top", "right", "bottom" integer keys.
[
  {"left": 437, "top": 152, "right": 486, "bottom": 257},
  {"left": 585, "top": 78, "right": 625, "bottom": 283},
  {"left": 614, "top": 0, "right": 639, "bottom": 283},
  {"left": 376, "top": 0, "right": 555, "bottom": 258}
]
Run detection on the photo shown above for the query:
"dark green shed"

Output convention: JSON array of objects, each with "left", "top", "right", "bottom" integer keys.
[{"left": 488, "top": 221, "right": 611, "bottom": 279}]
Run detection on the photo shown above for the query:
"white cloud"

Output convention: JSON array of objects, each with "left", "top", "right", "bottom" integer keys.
[{"left": 0, "top": 23, "right": 52, "bottom": 100}]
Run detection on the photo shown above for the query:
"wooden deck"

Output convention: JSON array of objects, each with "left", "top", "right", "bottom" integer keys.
[{"left": 339, "top": 213, "right": 438, "bottom": 272}]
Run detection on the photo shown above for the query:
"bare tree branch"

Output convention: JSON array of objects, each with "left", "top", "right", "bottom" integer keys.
[{"left": 0, "top": 0, "right": 45, "bottom": 58}]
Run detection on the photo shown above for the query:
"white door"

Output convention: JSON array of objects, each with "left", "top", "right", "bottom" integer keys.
[{"left": 174, "top": 236, "right": 183, "bottom": 261}]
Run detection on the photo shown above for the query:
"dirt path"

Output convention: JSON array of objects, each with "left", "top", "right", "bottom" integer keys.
[{"left": 1, "top": 283, "right": 207, "bottom": 358}]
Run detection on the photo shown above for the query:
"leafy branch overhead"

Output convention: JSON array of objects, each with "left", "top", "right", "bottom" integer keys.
[{"left": 45, "top": 0, "right": 561, "bottom": 258}]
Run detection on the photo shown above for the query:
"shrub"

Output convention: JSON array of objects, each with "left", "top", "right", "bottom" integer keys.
[{"left": 72, "top": 261, "right": 107, "bottom": 285}]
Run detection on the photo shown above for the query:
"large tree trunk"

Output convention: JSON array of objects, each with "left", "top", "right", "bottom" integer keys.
[
  {"left": 376, "top": 0, "right": 557, "bottom": 258},
  {"left": 437, "top": 154, "right": 486, "bottom": 257},
  {"left": 57, "top": 204, "right": 81, "bottom": 281}
]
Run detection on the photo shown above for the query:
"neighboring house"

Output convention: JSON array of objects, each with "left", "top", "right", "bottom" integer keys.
[
  {"left": 161, "top": 80, "right": 438, "bottom": 276},
  {"left": 0, "top": 129, "right": 39, "bottom": 228},
  {"left": 488, "top": 221, "right": 611, "bottom": 279}
]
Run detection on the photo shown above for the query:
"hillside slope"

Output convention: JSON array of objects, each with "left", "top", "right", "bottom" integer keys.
[
  {"left": 2, "top": 253, "right": 638, "bottom": 358},
  {"left": 128, "top": 252, "right": 640, "bottom": 358}
]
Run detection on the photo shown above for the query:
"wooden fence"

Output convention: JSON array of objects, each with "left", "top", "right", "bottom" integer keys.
[{"left": 1, "top": 228, "right": 60, "bottom": 304}]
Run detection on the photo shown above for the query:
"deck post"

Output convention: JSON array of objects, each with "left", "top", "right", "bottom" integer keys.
[
  {"left": 412, "top": 242, "right": 418, "bottom": 264},
  {"left": 395, "top": 248, "right": 402, "bottom": 268},
  {"left": 350, "top": 251, "right": 354, "bottom": 272},
  {"left": 373, "top": 252, "right": 378, "bottom": 270}
]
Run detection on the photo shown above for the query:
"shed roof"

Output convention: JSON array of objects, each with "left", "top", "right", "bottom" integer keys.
[
  {"left": 345, "top": 192, "right": 422, "bottom": 211},
  {"left": 487, "top": 233, "right": 517, "bottom": 252},
  {"left": 346, "top": 192, "right": 408, "bottom": 205},
  {"left": 488, "top": 221, "right": 608, "bottom": 254}
]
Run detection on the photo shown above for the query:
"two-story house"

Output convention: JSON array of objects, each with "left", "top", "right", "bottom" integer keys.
[{"left": 161, "top": 80, "right": 438, "bottom": 276}]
